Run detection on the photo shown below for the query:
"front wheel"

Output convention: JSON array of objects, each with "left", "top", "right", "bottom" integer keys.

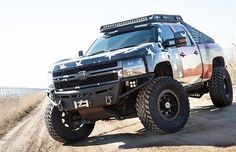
[
  {"left": 136, "top": 77, "right": 190, "bottom": 134},
  {"left": 44, "top": 103, "right": 95, "bottom": 143}
]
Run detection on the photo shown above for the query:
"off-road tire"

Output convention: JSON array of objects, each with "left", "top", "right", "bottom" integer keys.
[
  {"left": 209, "top": 67, "right": 233, "bottom": 107},
  {"left": 136, "top": 77, "right": 190, "bottom": 134},
  {"left": 44, "top": 103, "right": 95, "bottom": 143}
]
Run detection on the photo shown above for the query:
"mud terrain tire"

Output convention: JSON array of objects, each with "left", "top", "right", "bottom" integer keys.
[
  {"left": 44, "top": 103, "right": 95, "bottom": 143},
  {"left": 136, "top": 77, "right": 189, "bottom": 134},
  {"left": 209, "top": 67, "right": 233, "bottom": 107}
]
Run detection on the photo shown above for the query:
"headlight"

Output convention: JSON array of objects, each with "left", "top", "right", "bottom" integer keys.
[
  {"left": 48, "top": 71, "right": 55, "bottom": 89},
  {"left": 122, "top": 58, "right": 146, "bottom": 77}
]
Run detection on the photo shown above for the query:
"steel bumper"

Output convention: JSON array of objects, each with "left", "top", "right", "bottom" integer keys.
[{"left": 47, "top": 82, "right": 120, "bottom": 111}]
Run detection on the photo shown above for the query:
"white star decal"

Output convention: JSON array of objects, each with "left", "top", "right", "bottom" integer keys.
[
  {"left": 146, "top": 47, "right": 155, "bottom": 60},
  {"left": 75, "top": 61, "right": 82, "bottom": 66},
  {"left": 59, "top": 64, "right": 66, "bottom": 69}
]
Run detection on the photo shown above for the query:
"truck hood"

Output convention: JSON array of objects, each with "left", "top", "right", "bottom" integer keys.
[{"left": 52, "top": 43, "right": 160, "bottom": 72}]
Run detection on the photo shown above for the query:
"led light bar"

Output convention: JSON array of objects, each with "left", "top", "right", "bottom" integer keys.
[
  {"left": 100, "top": 14, "right": 183, "bottom": 33},
  {"left": 101, "top": 16, "right": 149, "bottom": 31}
]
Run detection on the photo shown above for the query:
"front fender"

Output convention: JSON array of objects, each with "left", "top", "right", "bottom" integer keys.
[{"left": 144, "top": 43, "right": 171, "bottom": 73}]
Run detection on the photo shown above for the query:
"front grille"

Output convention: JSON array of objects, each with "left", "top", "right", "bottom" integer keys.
[
  {"left": 54, "top": 73, "right": 118, "bottom": 90},
  {"left": 53, "top": 61, "right": 117, "bottom": 77}
]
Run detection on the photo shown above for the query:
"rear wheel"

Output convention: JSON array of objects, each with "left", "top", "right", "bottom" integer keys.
[
  {"left": 44, "top": 103, "right": 95, "bottom": 143},
  {"left": 209, "top": 67, "right": 233, "bottom": 107},
  {"left": 136, "top": 77, "right": 190, "bottom": 134}
]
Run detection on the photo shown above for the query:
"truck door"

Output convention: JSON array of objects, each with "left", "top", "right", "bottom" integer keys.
[
  {"left": 158, "top": 24, "right": 185, "bottom": 84},
  {"left": 171, "top": 25, "right": 203, "bottom": 85}
]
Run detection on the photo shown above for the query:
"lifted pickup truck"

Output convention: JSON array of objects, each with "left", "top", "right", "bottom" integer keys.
[{"left": 45, "top": 14, "right": 233, "bottom": 143}]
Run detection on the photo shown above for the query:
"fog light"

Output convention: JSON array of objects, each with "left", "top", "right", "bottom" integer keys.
[{"left": 129, "top": 81, "right": 137, "bottom": 88}]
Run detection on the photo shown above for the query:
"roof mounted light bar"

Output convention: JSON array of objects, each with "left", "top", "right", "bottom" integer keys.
[{"left": 100, "top": 14, "right": 183, "bottom": 33}]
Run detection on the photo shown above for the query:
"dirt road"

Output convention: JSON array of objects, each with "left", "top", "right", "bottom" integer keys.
[{"left": 0, "top": 89, "right": 236, "bottom": 152}]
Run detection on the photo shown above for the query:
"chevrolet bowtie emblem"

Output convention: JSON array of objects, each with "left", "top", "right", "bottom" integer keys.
[{"left": 76, "top": 71, "right": 90, "bottom": 80}]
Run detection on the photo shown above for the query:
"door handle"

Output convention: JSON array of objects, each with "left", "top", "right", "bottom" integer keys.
[
  {"left": 194, "top": 50, "right": 199, "bottom": 55},
  {"left": 180, "top": 52, "right": 186, "bottom": 57}
]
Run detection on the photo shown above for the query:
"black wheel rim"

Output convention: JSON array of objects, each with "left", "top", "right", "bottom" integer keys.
[
  {"left": 223, "top": 76, "right": 229, "bottom": 97},
  {"left": 157, "top": 90, "right": 180, "bottom": 121},
  {"left": 60, "top": 111, "right": 83, "bottom": 131}
]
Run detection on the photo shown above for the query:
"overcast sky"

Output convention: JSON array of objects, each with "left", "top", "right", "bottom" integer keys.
[{"left": 0, "top": 0, "right": 235, "bottom": 88}]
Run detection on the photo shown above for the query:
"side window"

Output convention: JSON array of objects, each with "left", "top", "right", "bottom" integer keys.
[
  {"left": 158, "top": 25, "right": 174, "bottom": 43},
  {"left": 173, "top": 25, "right": 193, "bottom": 46}
]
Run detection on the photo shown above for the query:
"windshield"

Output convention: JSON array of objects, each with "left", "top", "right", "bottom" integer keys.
[{"left": 86, "top": 27, "right": 156, "bottom": 56}]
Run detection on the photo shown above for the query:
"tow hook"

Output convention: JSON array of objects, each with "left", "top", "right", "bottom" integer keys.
[{"left": 105, "top": 95, "right": 112, "bottom": 105}]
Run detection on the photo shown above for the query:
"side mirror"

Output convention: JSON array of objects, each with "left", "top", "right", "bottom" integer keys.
[
  {"left": 78, "top": 50, "right": 83, "bottom": 57},
  {"left": 162, "top": 38, "right": 176, "bottom": 48},
  {"left": 161, "top": 31, "right": 187, "bottom": 48},
  {"left": 174, "top": 31, "right": 187, "bottom": 47}
]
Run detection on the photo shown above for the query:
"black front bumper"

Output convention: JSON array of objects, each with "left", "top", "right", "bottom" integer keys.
[
  {"left": 47, "top": 74, "right": 154, "bottom": 111},
  {"left": 47, "top": 82, "right": 120, "bottom": 111}
]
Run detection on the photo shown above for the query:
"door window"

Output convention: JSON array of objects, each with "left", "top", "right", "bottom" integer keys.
[
  {"left": 158, "top": 25, "right": 175, "bottom": 43},
  {"left": 173, "top": 25, "right": 193, "bottom": 46}
]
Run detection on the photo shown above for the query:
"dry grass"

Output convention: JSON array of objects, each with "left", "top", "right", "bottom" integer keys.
[{"left": 0, "top": 92, "right": 45, "bottom": 137}]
